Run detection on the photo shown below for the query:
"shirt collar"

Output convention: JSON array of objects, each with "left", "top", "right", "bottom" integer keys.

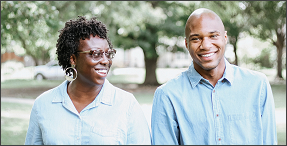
[
  {"left": 52, "top": 80, "right": 68, "bottom": 103},
  {"left": 52, "top": 79, "right": 115, "bottom": 106},
  {"left": 223, "top": 58, "right": 234, "bottom": 85},
  {"left": 187, "top": 63, "right": 204, "bottom": 88},
  {"left": 187, "top": 58, "right": 234, "bottom": 88},
  {"left": 98, "top": 79, "right": 114, "bottom": 106}
]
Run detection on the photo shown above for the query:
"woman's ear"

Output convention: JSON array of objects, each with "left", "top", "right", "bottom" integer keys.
[{"left": 70, "top": 54, "right": 76, "bottom": 66}]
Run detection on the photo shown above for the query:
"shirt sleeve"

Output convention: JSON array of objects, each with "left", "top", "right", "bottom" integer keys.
[
  {"left": 260, "top": 77, "right": 277, "bottom": 145},
  {"left": 126, "top": 96, "right": 151, "bottom": 145},
  {"left": 25, "top": 101, "right": 43, "bottom": 145},
  {"left": 151, "top": 88, "right": 180, "bottom": 145}
]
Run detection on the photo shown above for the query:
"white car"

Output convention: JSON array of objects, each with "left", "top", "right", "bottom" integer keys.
[{"left": 34, "top": 60, "right": 65, "bottom": 80}]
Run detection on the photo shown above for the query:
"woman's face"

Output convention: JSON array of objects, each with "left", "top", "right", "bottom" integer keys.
[{"left": 73, "top": 35, "right": 112, "bottom": 86}]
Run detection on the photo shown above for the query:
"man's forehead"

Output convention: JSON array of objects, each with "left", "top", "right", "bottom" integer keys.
[
  {"left": 185, "top": 9, "right": 224, "bottom": 37},
  {"left": 190, "top": 8, "right": 217, "bottom": 17},
  {"left": 189, "top": 12, "right": 220, "bottom": 23}
]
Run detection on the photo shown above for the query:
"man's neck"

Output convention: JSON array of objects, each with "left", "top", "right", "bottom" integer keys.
[{"left": 194, "top": 61, "right": 226, "bottom": 87}]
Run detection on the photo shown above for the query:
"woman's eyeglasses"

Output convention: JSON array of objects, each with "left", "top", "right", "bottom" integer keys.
[{"left": 77, "top": 49, "right": 116, "bottom": 61}]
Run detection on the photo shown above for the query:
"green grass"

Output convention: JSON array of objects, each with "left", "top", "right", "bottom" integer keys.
[
  {"left": 107, "top": 74, "right": 144, "bottom": 84},
  {"left": 277, "top": 124, "right": 286, "bottom": 145},
  {"left": 134, "top": 92, "right": 154, "bottom": 104},
  {"left": 1, "top": 102, "right": 32, "bottom": 145},
  {"left": 271, "top": 84, "right": 286, "bottom": 108},
  {"left": 1, "top": 102, "right": 33, "bottom": 114},
  {"left": 1, "top": 79, "right": 64, "bottom": 89},
  {"left": 1, "top": 117, "right": 30, "bottom": 145}
]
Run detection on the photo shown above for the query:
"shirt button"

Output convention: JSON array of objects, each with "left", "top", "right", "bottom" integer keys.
[
  {"left": 218, "top": 138, "right": 221, "bottom": 141},
  {"left": 216, "top": 114, "right": 219, "bottom": 117},
  {"left": 221, "top": 80, "right": 224, "bottom": 83},
  {"left": 77, "top": 137, "right": 80, "bottom": 140}
]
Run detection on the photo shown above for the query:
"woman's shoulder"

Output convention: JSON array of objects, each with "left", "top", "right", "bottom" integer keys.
[
  {"left": 105, "top": 81, "right": 137, "bottom": 104},
  {"left": 34, "top": 80, "right": 67, "bottom": 103}
]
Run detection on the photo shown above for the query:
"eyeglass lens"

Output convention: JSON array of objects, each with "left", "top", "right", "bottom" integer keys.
[{"left": 92, "top": 50, "right": 115, "bottom": 61}]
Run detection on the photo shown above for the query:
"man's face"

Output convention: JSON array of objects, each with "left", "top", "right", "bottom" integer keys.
[{"left": 185, "top": 14, "right": 227, "bottom": 72}]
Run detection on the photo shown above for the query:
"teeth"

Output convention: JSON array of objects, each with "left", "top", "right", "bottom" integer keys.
[
  {"left": 201, "top": 53, "right": 215, "bottom": 57},
  {"left": 96, "top": 69, "right": 107, "bottom": 74}
]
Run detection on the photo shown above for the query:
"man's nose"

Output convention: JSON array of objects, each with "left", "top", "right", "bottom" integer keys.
[{"left": 200, "top": 37, "right": 212, "bottom": 49}]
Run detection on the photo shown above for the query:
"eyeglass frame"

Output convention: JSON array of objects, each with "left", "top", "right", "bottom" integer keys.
[{"left": 77, "top": 49, "right": 116, "bottom": 61}]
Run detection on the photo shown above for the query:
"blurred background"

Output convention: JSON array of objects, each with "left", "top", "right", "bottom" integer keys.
[{"left": 1, "top": 1, "right": 286, "bottom": 145}]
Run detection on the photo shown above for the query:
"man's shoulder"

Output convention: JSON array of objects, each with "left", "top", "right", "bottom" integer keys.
[
  {"left": 234, "top": 65, "right": 266, "bottom": 76},
  {"left": 232, "top": 65, "right": 268, "bottom": 81},
  {"left": 156, "top": 71, "right": 189, "bottom": 93}
]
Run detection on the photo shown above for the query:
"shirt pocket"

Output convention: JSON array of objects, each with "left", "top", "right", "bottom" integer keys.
[
  {"left": 90, "top": 125, "right": 120, "bottom": 144},
  {"left": 228, "top": 112, "right": 259, "bottom": 145}
]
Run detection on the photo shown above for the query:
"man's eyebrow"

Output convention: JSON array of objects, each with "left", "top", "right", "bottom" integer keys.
[
  {"left": 189, "top": 34, "right": 200, "bottom": 38},
  {"left": 188, "top": 30, "right": 221, "bottom": 38},
  {"left": 209, "top": 30, "right": 220, "bottom": 34}
]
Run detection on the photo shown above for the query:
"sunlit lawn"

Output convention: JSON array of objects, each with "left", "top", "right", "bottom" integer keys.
[
  {"left": 1, "top": 102, "right": 32, "bottom": 145},
  {"left": 1, "top": 68, "right": 286, "bottom": 145}
]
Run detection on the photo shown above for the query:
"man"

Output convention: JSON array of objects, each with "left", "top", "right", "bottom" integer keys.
[{"left": 151, "top": 8, "right": 277, "bottom": 145}]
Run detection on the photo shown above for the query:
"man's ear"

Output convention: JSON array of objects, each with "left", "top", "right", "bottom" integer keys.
[
  {"left": 224, "top": 31, "right": 228, "bottom": 44},
  {"left": 185, "top": 37, "right": 188, "bottom": 49}
]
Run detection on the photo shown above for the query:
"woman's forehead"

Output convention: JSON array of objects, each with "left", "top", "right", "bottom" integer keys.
[{"left": 78, "top": 36, "right": 109, "bottom": 50}]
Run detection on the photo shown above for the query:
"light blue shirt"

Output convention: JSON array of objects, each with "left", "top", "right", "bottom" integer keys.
[
  {"left": 25, "top": 79, "right": 151, "bottom": 145},
  {"left": 151, "top": 58, "right": 277, "bottom": 145}
]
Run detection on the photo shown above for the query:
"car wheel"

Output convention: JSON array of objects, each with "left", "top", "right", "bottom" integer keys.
[{"left": 35, "top": 74, "right": 44, "bottom": 81}]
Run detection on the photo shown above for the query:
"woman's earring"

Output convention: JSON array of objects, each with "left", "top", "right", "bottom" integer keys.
[{"left": 65, "top": 64, "right": 77, "bottom": 81}]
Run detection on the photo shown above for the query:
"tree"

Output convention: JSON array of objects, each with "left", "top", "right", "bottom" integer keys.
[
  {"left": 2, "top": 1, "right": 198, "bottom": 85},
  {"left": 243, "top": 1, "right": 286, "bottom": 80},
  {"left": 1, "top": 1, "right": 59, "bottom": 65},
  {"left": 98, "top": 1, "right": 196, "bottom": 85}
]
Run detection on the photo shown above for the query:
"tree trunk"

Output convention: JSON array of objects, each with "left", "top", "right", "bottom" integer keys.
[
  {"left": 230, "top": 41, "right": 238, "bottom": 66},
  {"left": 18, "top": 34, "right": 39, "bottom": 66},
  {"left": 276, "top": 45, "right": 283, "bottom": 79},
  {"left": 274, "top": 30, "right": 284, "bottom": 79},
  {"left": 143, "top": 56, "right": 160, "bottom": 86},
  {"left": 234, "top": 45, "right": 238, "bottom": 66}
]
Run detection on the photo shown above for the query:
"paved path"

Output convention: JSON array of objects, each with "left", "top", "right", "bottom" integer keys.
[{"left": 2, "top": 97, "right": 35, "bottom": 105}]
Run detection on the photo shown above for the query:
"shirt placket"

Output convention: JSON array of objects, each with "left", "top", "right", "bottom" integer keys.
[
  {"left": 212, "top": 87, "right": 223, "bottom": 144},
  {"left": 75, "top": 115, "right": 82, "bottom": 145}
]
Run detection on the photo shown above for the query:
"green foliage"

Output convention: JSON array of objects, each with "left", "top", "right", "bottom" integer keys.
[
  {"left": 243, "top": 1, "right": 286, "bottom": 41},
  {"left": 2, "top": 1, "right": 285, "bottom": 82},
  {"left": 243, "top": 1, "right": 286, "bottom": 79},
  {"left": 1, "top": 1, "right": 60, "bottom": 65},
  {"left": 252, "top": 48, "right": 274, "bottom": 68}
]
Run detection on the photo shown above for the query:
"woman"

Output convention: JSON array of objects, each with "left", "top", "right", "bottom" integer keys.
[{"left": 25, "top": 16, "right": 151, "bottom": 145}]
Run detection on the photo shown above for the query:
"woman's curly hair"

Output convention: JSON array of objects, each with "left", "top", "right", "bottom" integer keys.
[{"left": 56, "top": 16, "right": 113, "bottom": 70}]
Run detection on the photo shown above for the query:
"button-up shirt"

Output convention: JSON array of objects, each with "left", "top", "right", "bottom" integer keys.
[
  {"left": 151, "top": 58, "right": 277, "bottom": 145},
  {"left": 25, "top": 79, "right": 151, "bottom": 145}
]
